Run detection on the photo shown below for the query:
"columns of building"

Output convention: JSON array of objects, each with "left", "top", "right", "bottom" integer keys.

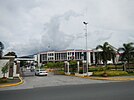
[
  {"left": 93, "top": 52, "right": 96, "bottom": 64},
  {"left": 37, "top": 54, "right": 41, "bottom": 67}
]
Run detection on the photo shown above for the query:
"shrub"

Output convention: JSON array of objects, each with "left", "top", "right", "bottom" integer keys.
[
  {"left": 106, "top": 71, "right": 128, "bottom": 76},
  {"left": 88, "top": 67, "right": 106, "bottom": 72},
  {"left": 46, "top": 62, "right": 55, "bottom": 68},
  {"left": 79, "top": 69, "right": 83, "bottom": 74},
  {"left": 93, "top": 71, "right": 128, "bottom": 77},
  {"left": 107, "top": 65, "right": 123, "bottom": 69},
  {"left": 89, "top": 65, "right": 124, "bottom": 72},
  {"left": 88, "top": 68, "right": 98, "bottom": 72},
  {"left": 93, "top": 71, "right": 104, "bottom": 76}
]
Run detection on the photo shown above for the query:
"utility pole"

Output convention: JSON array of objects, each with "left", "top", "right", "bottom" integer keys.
[{"left": 83, "top": 22, "right": 88, "bottom": 76}]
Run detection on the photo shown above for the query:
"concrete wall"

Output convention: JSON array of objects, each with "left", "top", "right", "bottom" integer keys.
[
  {"left": 0, "top": 56, "right": 19, "bottom": 78},
  {"left": 13, "top": 63, "right": 20, "bottom": 77}
]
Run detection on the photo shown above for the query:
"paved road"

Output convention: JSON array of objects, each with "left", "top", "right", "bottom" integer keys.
[
  {"left": 0, "top": 70, "right": 113, "bottom": 91},
  {"left": 0, "top": 81, "right": 134, "bottom": 100}
]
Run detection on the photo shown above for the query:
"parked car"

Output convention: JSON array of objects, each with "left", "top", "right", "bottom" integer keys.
[{"left": 35, "top": 69, "right": 48, "bottom": 76}]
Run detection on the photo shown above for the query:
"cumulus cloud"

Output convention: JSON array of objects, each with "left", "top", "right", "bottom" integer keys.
[
  {"left": 0, "top": 0, "right": 134, "bottom": 56},
  {"left": 41, "top": 10, "right": 81, "bottom": 50},
  {"left": 5, "top": 10, "right": 82, "bottom": 56}
]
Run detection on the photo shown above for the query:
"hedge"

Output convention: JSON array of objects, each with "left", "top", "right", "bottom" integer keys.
[
  {"left": 88, "top": 67, "right": 107, "bottom": 72},
  {"left": 93, "top": 71, "right": 128, "bottom": 77}
]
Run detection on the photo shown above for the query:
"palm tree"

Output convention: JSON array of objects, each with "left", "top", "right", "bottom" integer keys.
[
  {"left": 0, "top": 41, "right": 4, "bottom": 58},
  {"left": 96, "top": 42, "right": 116, "bottom": 67},
  {"left": 118, "top": 42, "right": 134, "bottom": 71}
]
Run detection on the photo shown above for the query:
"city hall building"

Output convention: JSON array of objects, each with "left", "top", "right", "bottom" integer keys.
[{"left": 35, "top": 49, "right": 112, "bottom": 66}]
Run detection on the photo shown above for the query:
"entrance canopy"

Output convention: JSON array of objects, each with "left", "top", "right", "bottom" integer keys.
[{"left": 15, "top": 56, "right": 34, "bottom": 61}]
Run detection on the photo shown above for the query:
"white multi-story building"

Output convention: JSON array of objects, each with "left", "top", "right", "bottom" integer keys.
[{"left": 35, "top": 49, "right": 105, "bottom": 66}]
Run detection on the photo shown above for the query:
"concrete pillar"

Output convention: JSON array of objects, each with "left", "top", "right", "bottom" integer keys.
[
  {"left": 13, "top": 62, "right": 19, "bottom": 77},
  {"left": 16, "top": 61, "right": 20, "bottom": 74},
  {"left": 67, "top": 62, "right": 70, "bottom": 74},
  {"left": 82, "top": 60, "right": 85, "bottom": 73},
  {"left": 38, "top": 54, "right": 41, "bottom": 67},
  {"left": 87, "top": 52, "right": 91, "bottom": 65},
  {"left": 64, "top": 61, "right": 67, "bottom": 73},
  {"left": 93, "top": 52, "right": 95, "bottom": 64},
  {"left": 77, "top": 61, "right": 79, "bottom": 73}
]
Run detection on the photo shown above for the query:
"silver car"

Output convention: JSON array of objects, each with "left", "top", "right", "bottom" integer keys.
[{"left": 35, "top": 69, "right": 48, "bottom": 76}]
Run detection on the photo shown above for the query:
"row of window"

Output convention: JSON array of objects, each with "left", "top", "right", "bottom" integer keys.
[
  {"left": 47, "top": 52, "right": 75, "bottom": 56},
  {"left": 41, "top": 52, "right": 83, "bottom": 61},
  {"left": 48, "top": 53, "right": 54, "bottom": 56}
]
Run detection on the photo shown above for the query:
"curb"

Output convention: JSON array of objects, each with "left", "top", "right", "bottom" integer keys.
[
  {"left": 65, "top": 74, "right": 134, "bottom": 81},
  {"left": 0, "top": 76, "right": 24, "bottom": 88},
  {"left": 88, "top": 77, "right": 134, "bottom": 81}
]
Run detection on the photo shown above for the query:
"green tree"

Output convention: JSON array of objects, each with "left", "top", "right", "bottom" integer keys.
[
  {"left": 96, "top": 42, "right": 116, "bottom": 67},
  {"left": 46, "top": 62, "right": 56, "bottom": 69},
  {"left": 69, "top": 60, "right": 77, "bottom": 73},
  {"left": 1, "top": 63, "right": 8, "bottom": 78},
  {"left": 46, "top": 62, "right": 64, "bottom": 70},
  {"left": 0, "top": 41, "right": 4, "bottom": 58},
  {"left": 118, "top": 42, "right": 134, "bottom": 71},
  {"left": 55, "top": 62, "right": 64, "bottom": 70}
]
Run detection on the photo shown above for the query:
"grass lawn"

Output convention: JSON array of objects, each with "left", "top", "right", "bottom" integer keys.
[{"left": 0, "top": 77, "right": 20, "bottom": 84}]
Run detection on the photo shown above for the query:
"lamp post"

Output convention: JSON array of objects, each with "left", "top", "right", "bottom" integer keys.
[{"left": 83, "top": 22, "right": 88, "bottom": 76}]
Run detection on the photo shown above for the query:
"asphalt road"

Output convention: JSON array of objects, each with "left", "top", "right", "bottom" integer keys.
[
  {"left": 0, "top": 70, "right": 112, "bottom": 91},
  {"left": 0, "top": 81, "right": 134, "bottom": 100}
]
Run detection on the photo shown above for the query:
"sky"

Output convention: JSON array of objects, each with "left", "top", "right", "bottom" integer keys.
[{"left": 0, "top": 0, "right": 134, "bottom": 56}]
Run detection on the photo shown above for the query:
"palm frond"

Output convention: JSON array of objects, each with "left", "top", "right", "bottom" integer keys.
[
  {"left": 118, "top": 48, "right": 125, "bottom": 53},
  {"left": 96, "top": 45, "right": 103, "bottom": 50}
]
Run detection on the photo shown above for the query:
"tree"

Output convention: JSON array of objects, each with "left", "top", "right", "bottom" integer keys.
[
  {"left": 1, "top": 63, "right": 8, "bottom": 78},
  {"left": 0, "top": 41, "right": 4, "bottom": 58},
  {"left": 46, "top": 62, "right": 56, "bottom": 69},
  {"left": 118, "top": 42, "right": 134, "bottom": 71},
  {"left": 96, "top": 42, "right": 116, "bottom": 67},
  {"left": 4, "top": 51, "right": 17, "bottom": 58},
  {"left": 69, "top": 60, "right": 77, "bottom": 73},
  {"left": 46, "top": 62, "right": 64, "bottom": 70},
  {"left": 55, "top": 62, "right": 64, "bottom": 70}
]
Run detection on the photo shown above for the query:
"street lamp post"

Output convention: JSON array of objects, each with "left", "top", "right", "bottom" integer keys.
[{"left": 83, "top": 22, "right": 88, "bottom": 76}]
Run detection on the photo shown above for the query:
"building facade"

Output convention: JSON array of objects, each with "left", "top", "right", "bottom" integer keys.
[
  {"left": 0, "top": 56, "right": 20, "bottom": 78},
  {"left": 35, "top": 49, "right": 107, "bottom": 66}
]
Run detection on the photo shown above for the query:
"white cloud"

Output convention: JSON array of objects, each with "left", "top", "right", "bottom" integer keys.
[{"left": 0, "top": 0, "right": 134, "bottom": 56}]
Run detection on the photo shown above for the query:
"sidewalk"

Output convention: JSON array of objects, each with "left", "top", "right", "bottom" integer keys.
[{"left": 0, "top": 77, "right": 24, "bottom": 88}]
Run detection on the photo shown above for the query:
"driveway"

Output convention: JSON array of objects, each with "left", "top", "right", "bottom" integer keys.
[{"left": 0, "top": 70, "right": 113, "bottom": 91}]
